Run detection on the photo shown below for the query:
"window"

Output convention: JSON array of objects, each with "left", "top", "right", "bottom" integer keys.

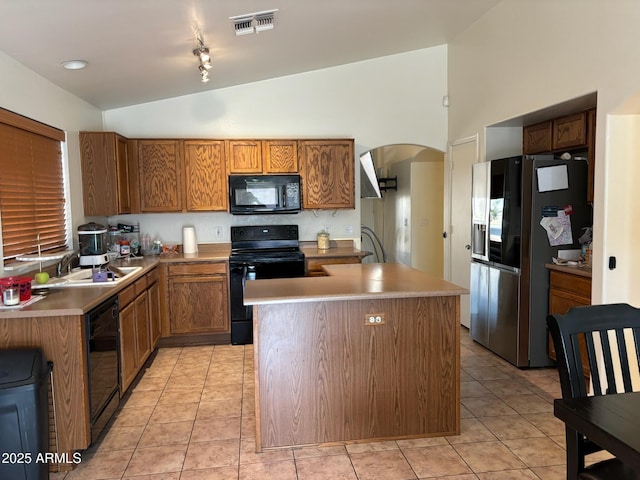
[{"left": 0, "top": 108, "right": 67, "bottom": 261}]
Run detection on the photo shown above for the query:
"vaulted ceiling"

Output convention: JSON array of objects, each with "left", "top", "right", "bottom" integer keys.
[{"left": 0, "top": 0, "right": 500, "bottom": 110}]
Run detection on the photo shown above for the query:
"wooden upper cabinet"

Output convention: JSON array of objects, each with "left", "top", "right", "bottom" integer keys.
[
  {"left": 523, "top": 121, "right": 552, "bottom": 155},
  {"left": 263, "top": 140, "right": 298, "bottom": 173},
  {"left": 299, "top": 139, "right": 355, "bottom": 209},
  {"left": 523, "top": 110, "right": 591, "bottom": 154},
  {"left": 80, "top": 132, "right": 131, "bottom": 216},
  {"left": 227, "top": 140, "right": 262, "bottom": 173},
  {"left": 553, "top": 112, "right": 587, "bottom": 150},
  {"left": 228, "top": 139, "right": 299, "bottom": 174},
  {"left": 184, "top": 140, "right": 227, "bottom": 211},
  {"left": 136, "top": 140, "right": 183, "bottom": 212}
]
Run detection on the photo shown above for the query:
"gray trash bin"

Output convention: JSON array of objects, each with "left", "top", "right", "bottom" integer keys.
[{"left": 0, "top": 348, "right": 49, "bottom": 480}]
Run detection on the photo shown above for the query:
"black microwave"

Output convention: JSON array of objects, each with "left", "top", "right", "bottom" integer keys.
[{"left": 229, "top": 174, "right": 301, "bottom": 214}]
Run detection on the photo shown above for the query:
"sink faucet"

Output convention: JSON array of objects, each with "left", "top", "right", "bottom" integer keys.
[{"left": 56, "top": 251, "right": 79, "bottom": 277}]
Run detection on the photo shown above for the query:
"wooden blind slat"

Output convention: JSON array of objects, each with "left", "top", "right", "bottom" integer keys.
[{"left": 0, "top": 108, "right": 68, "bottom": 260}]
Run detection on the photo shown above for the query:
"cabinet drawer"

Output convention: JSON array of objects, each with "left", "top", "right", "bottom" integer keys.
[
  {"left": 119, "top": 283, "right": 136, "bottom": 308},
  {"left": 145, "top": 267, "right": 159, "bottom": 285},
  {"left": 134, "top": 277, "right": 147, "bottom": 296},
  {"left": 168, "top": 262, "right": 226, "bottom": 276},
  {"left": 549, "top": 270, "right": 591, "bottom": 299}
]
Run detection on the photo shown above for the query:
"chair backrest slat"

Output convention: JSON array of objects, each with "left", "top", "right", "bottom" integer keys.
[
  {"left": 547, "top": 303, "right": 640, "bottom": 400},
  {"left": 599, "top": 329, "right": 618, "bottom": 394},
  {"left": 634, "top": 327, "right": 640, "bottom": 377},
  {"left": 615, "top": 328, "right": 633, "bottom": 393},
  {"left": 584, "top": 331, "right": 602, "bottom": 396}
]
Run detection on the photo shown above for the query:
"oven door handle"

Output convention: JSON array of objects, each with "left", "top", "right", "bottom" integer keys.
[{"left": 241, "top": 265, "right": 256, "bottom": 318}]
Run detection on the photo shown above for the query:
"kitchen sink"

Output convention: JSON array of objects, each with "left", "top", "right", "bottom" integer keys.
[{"left": 32, "top": 266, "right": 143, "bottom": 289}]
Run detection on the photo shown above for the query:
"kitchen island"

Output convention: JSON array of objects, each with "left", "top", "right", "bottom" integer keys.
[{"left": 244, "top": 263, "right": 468, "bottom": 451}]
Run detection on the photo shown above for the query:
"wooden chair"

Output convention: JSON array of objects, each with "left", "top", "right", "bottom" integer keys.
[{"left": 547, "top": 303, "right": 640, "bottom": 480}]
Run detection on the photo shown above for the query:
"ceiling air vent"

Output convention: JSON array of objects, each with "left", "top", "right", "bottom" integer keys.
[
  {"left": 230, "top": 9, "right": 278, "bottom": 36},
  {"left": 254, "top": 13, "right": 275, "bottom": 32},
  {"left": 233, "top": 17, "right": 254, "bottom": 36}
]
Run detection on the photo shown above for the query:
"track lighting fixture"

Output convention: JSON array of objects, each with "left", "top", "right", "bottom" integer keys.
[
  {"left": 192, "top": 31, "right": 212, "bottom": 83},
  {"left": 229, "top": 9, "right": 278, "bottom": 36}
]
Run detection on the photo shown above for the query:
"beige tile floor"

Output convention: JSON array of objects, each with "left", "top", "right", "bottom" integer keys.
[{"left": 49, "top": 327, "right": 610, "bottom": 480}]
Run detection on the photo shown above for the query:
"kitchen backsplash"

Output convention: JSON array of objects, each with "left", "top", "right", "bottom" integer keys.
[{"left": 102, "top": 209, "right": 361, "bottom": 248}]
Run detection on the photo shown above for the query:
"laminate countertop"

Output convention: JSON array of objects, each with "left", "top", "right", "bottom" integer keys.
[
  {"left": 300, "top": 241, "right": 369, "bottom": 259},
  {"left": 0, "top": 243, "right": 232, "bottom": 318},
  {"left": 545, "top": 262, "right": 592, "bottom": 278},
  {"left": 244, "top": 262, "right": 468, "bottom": 305}
]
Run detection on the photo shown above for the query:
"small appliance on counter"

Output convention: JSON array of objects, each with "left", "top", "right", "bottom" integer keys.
[{"left": 78, "top": 222, "right": 109, "bottom": 267}]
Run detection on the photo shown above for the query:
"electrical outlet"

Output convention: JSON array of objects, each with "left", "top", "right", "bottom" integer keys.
[
  {"left": 364, "top": 313, "right": 386, "bottom": 325},
  {"left": 214, "top": 226, "right": 223, "bottom": 240},
  {"left": 344, "top": 225, "right": 354, "bottom": 234}
]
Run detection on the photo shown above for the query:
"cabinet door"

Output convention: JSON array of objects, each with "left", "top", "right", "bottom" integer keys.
[
  {"left": 80, "top": 132, "right": 129, "bottom": 216},
  {"left": 227, "top": 140, "right": 262, "bottom": 173},
  {"left": 299, "top": 139, "right": 355, "bottom": 209},
  {"left": 263, "top": 140, "right": 298, "bottom": 173},
  {"left": 184, "top": 140, "right": 227, "bottom": 211},
  {"left": 115, "top": 134, "right": 131, "bottom": 214},
  {"left": 548, "top": 289, "right": 591, "bottom": 377},
  {"left": 168, "top": 275, "right": 229, "bottom": 334},
  {"left": 119, "top": 302, "right": 138, "bottom": 393},
  {"left": 137, "top": 140, "right": 183, "bottom": 212},
  {"left": 135, "top": 290, "right": 151, "bottom": 367},
  {"left": 553, "top": 112, "right": 587, "bottom": 150},
  {"left": 522, "top": 122, "right": 552, "bottom": 154},
  {"left": 148, "top": 281, "right": 161, "bottom": 348}
]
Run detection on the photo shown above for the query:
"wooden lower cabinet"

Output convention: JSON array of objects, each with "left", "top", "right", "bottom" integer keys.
[
  {"left": 305, "top": 255, "right": 362, "bottom": 276},
  {"left": 119, "top": 268, "right": 159, "bottom": 393},
  {"left": 548, "top": 269, "right": 592, "bottom": 381},
  {"left": 119, "top": 298, "right": 139, "bottom": 392},
  {"left": 163, "top": 262, "right": 230, "bottom": 340},
  {"left": 148, "top": 278, "right": 161, "bottom": 347}
]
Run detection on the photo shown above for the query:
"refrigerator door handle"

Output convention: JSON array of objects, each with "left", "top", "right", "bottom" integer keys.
[{"left": 489, "top": 261, "right": 520, "bottom": 275}]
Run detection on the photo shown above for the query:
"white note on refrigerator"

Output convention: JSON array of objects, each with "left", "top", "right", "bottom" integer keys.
[{"left": 537, "top": 165, "right": 569, "bottom": 192}]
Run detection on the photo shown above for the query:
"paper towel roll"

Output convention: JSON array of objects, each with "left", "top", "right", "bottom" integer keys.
[{"left": 182, "top": 227, "right": 198, "bottom": 254}]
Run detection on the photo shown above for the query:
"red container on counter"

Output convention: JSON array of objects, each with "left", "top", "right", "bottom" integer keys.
[{"left": 0, "top": 276, "right": 32, "bottom": 301}]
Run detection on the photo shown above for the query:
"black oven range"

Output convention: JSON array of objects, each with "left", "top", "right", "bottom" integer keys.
[{"left": 228, "top": 225, "right": 305, "bottom": 345}]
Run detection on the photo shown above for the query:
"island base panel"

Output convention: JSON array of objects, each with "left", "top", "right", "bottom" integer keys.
[{"left": 254, "top": 296, "right": 460, "bottom": 450}]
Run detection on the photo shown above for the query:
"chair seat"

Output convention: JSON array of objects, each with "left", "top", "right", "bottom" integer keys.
[{"left": 579, "top": 458, "right": 640, "bottom": 480}]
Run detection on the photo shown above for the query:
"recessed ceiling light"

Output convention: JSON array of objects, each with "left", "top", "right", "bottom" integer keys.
[{"left": 61, "top": 60, "right": 88, "bottom": 70}]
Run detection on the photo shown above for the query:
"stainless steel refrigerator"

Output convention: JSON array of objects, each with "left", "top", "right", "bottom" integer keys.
[{"left": 470, "top": 155, "right": 592, "bottom": 367}]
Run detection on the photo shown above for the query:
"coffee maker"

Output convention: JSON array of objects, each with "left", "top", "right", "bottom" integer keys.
[{"left": 78, "top": 222, "right": 109, "bottom": 267}]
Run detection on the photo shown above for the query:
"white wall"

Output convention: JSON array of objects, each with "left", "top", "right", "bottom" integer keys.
[
  {"left": 104, "top": 47, "right": 448, "bottom": 244},
  {"left": 0, "top": 51, "right": 103, "bottom": 266},
  {"left": 448, "top": 0, "right": 640, "bottom": 305},
  {"left": 411, "top": 161, "right": 444, "bottom": 276}
]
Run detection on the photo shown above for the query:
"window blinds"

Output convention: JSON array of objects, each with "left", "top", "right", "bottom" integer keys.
[{"left": 0, "top": 109, "right": 67, "bottom": 260}]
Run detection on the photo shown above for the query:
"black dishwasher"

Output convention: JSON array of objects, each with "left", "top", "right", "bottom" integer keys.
[{"left": 86, "top": 296, "right": 120, "bottom": 443}]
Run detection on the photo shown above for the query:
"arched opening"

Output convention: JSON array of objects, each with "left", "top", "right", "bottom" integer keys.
[{"left": 359, "top": 144, "right": 445, "bottom": 278}]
